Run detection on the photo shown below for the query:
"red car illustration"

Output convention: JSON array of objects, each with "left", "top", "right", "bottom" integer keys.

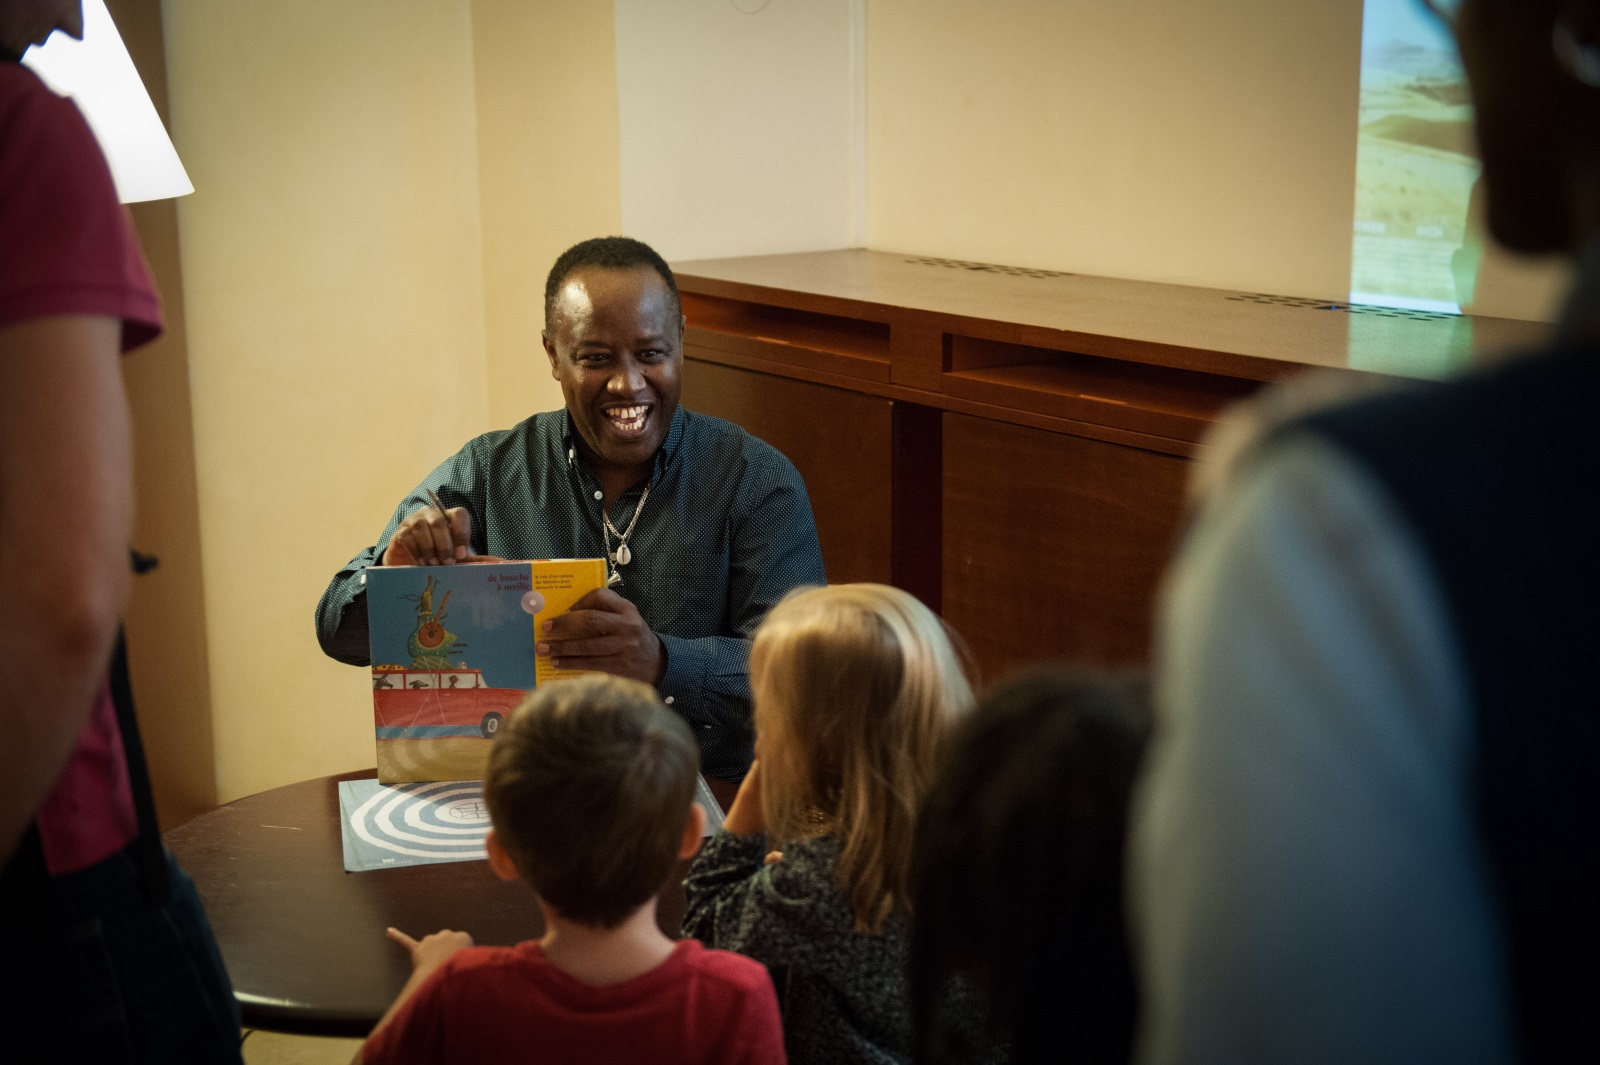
[{"left": 372, "top": 666, "right": 525, "bottom": 739}]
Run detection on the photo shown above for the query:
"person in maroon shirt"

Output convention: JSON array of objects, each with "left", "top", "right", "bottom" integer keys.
[
  {"left": 360, "top": 674, "right": 785, "bottom": 1065},
  {"left": 0, "top": 3, "right": 239, "bottom": 1060}
]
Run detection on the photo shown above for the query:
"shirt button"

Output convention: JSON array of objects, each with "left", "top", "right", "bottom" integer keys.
[
  {"left": 592, "top": 490, "right": 602, "bottom": 501},
  {"left": 664, "top": 696, "right": 675, "bottom": 705}
]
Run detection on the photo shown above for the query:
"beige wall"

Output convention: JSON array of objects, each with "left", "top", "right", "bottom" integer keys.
[
  {"left": 865, "top": 0, "right": 1566, "bottom": 320},
  {"left": 111, "top": 0, "right": 216, "bottom": 829},
  {"left": 868, "top": 0, "right": 1362, "bottom": 298},
  {"left": 614, "top": 0, "right": 860, "bottom": 261},
  {"left": 163, "top": 0, "right": 491, "bottom": 801},
  {"left": 149, "top": 0, "right": 627, "bottom": 804},
  {"left": 472, "top": 0, "right": 621, "bottom": 428}
]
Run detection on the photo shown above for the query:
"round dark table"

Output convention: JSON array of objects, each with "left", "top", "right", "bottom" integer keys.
[{"left": 165, "top": 769, "right": 739, "bottom": 1037}]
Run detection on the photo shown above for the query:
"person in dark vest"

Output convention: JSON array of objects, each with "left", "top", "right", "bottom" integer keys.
[
  {"left": 0, "top": 2, "right": 240, "bottom": 1060},
  {"left": 1129, "top": 2, "right": 1597, "bottom": 1063}
]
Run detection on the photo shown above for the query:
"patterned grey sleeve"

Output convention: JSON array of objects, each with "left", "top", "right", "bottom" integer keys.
[{"left": 681, "top": 830, "right": 833, "bottom": 971}]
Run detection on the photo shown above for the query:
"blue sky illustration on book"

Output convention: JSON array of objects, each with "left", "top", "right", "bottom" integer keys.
[{"left": 368, "top": 564, "right": 536, "bottom": 691}]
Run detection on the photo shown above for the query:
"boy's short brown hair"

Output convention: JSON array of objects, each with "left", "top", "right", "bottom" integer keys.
[{"left": 484, "top": 674, "right": 699, "bottom": 928}]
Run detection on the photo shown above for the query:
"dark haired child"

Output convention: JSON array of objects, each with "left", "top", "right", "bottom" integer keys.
[
  {"left": 910, "top": 667, "right": 1150, "bottom": 1065},
  {"left": 358, "top": 675, "right": 786, "bottom": 1065}
]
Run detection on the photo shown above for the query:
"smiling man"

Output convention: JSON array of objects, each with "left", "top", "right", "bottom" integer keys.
[{"left": 316, "top": 237, "right": 825, "bottom": 779}]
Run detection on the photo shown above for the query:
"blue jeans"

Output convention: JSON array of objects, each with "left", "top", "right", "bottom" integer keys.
[{"left": 0, "top": 844, "right": 242, "bottom": 1063}]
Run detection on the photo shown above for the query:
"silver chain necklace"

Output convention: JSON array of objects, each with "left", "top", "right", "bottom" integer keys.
[{"left": 601, "top": 483, "right": 651, "bottom": 588}]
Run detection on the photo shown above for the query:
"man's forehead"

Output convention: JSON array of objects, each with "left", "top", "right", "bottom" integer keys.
[
  {"left": 553, "top": 266, "right": 673, "bottom": 321},
  {"left": 553, "top": 276, "right": 597, "bottom": 324}
]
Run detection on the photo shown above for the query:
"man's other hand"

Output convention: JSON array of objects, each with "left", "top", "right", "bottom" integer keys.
[
  {"left": 536, "top": 587, "right": 666, "bottom": 685},
  {"left": 382, "top": 506, "right": 471, "bottom": 566}
]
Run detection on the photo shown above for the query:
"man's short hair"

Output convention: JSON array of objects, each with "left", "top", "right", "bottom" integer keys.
[
  {"left": 484, "top": 674, "right": 699, "bottom": 928},
  {"left": 543, "top": 236, "right": 682, "bottom": 328}
]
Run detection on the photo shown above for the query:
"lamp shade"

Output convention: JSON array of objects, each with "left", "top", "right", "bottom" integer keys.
[{"left": 22, "top": 0, "right": 192, "bottom": 204}]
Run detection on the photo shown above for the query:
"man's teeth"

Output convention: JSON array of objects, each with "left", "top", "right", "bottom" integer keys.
[{"left": 606, "top": 406, "right": 649, "bottom": 431}]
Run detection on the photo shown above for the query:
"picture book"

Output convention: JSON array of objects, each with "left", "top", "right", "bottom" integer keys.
[
  {"left": 339, "top": 778, "right": 491, "bottom": 872},
  {"left": 366, "top": 559, "right": 607, "bottom": 783}
]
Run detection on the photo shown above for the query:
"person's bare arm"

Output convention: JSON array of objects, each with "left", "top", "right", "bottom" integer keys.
[
  {"left": 0, "top": 315, "right": 131, "bottom": 863},
  {"left": 721, "top": 759, "right": 766, "bottom": 837},
  {"left": 353, "top": 927, "right": 473, "bottom": 1062}
]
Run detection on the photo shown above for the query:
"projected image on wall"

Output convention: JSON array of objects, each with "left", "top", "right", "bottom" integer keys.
[{"left": 1351, "top": 0, "right": 1478, "bottom": 314}]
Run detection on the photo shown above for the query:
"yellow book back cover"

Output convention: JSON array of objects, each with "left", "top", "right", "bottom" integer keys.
[{"left": 531, "top": 558, "right": 609, "bottom": 684}]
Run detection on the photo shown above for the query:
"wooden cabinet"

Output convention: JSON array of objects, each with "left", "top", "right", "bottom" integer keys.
[
  {"left": 681, "top": 361, "right": 895, "bottom": 588},
  {"left": 941, "top": 413, "right": 1188, "bottom": 674},
  {"left": 675, "top": 249, "right": 1545, "bottom": 679}
]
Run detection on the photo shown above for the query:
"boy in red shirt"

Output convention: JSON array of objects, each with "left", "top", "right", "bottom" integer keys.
[{"left": 358, "top": 674, "right": 786, "bottom": 1065}]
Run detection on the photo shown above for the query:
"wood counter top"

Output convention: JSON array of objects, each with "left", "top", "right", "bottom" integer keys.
[{"left": 674, "top": 248, "right": 1550, "bottom": 384}]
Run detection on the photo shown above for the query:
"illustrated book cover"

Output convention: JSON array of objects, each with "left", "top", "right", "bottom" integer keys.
[
  {"left": 366, "top": 559, "right": 607, "bottom": 783},
  {"left": 339, "top": 778, "right": 491, "bottom": 872}
]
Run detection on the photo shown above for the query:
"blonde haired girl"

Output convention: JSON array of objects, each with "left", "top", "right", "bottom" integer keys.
[{"left": 683, "top": 584, "right": 987, "bottom": 1065}]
